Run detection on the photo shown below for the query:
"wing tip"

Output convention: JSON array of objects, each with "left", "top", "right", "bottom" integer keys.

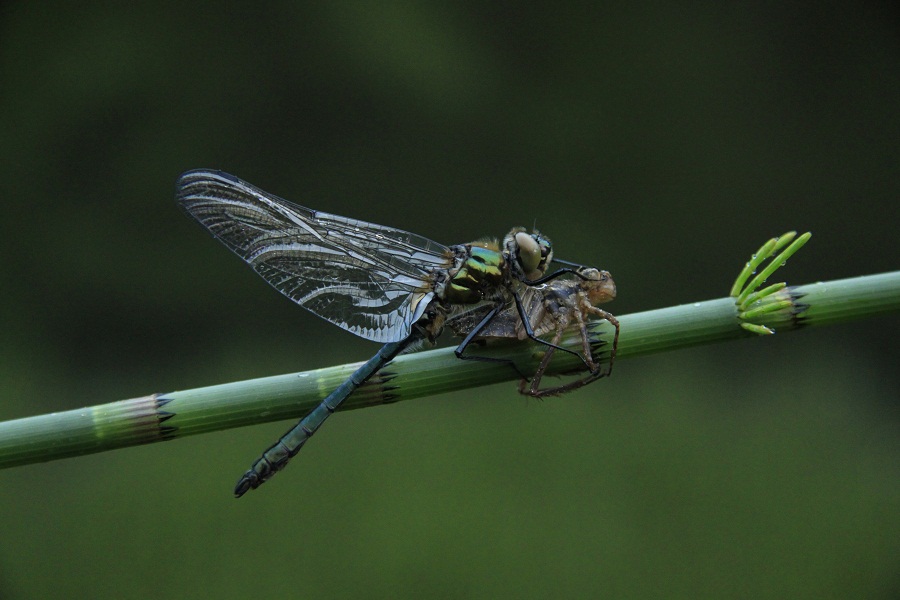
[{"left": 175, "top": 169, "right": 245, "bottom": 208}]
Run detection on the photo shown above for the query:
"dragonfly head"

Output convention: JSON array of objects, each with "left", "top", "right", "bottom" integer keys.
[{"left": 504, "top": 228, "right": 553, "bottom": 282}]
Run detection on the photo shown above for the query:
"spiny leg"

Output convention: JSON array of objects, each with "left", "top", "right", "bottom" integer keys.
[
  {"left": 523, "top": 367, "right": 607, "bottom": 398},
  {"left": 518, "top": 326, "right": 564, "bottom": 396},
  {"left": 518, "top": 320, "right": 604, "bottom": 397},
  {"left": 512, "top": 288, "right": 594, "bottom": 372},
  {"left": 585, "top": 307, "right": 620, "bottom": 376},
  {"left": 525, "top": 267, "right": 592, "bottom": 286},
  {"left": 454, "top": 303, "right": 530, "bottom": 380},
  {"left": 572, "top": 306, "right": 599, "bottom": 373},
  {"left": 518, "top": 309, "right": 620, "bottom": 398},
  {"left": 519, "top": 321, "right": 609, "bottom": 397}
]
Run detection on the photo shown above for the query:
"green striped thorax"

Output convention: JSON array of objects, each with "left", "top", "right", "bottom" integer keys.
[{"left": 441, "top": 228, "right": 553, "bottom": 305}]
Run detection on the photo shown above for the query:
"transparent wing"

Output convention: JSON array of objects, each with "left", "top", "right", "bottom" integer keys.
[{"left": 176, "top": 169, "right": 452, "bottom": 342}]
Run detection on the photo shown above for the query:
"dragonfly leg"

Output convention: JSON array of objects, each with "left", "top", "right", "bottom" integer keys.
[
  {"left": 524, "top": 267, "right": 584, "bottom": 286},
  {"left": 519, "top": 368, "right": 608, "bottom": 398},
  {"left": 550, "top": 257, "right": 590, "bottom": 269},
  {"left": 518, "top": 326, "right": 564, "bottom": 396},
  {"left": 517, "top": 304, "right": 620, "bottom": 398},
  {"left": 512, "top": 289, "right": 594, "bottom": 372},
  {"left": 454, "top": 303, "right": 530, "bottom": 380},
  {"left": 518, "top": 326, "right": 606, "bottom": 397},
  {"left": 585, "top": 307, "right": 620, "bottom": 376},
  {"left": 571, "top": 308, "right": 599, "bottom": 373}
]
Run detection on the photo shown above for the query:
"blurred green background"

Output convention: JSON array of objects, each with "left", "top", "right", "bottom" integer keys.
[{"left": 1, "top": 2, "right": 898, "bottom": 598}]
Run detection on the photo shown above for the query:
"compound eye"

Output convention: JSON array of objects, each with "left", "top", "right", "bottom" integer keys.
[
  {"left": 538, "top": 236, "right": 552, "bottom": 264},
  {"left": 514, "top": 232, "right": 541, "bottom": 275}
]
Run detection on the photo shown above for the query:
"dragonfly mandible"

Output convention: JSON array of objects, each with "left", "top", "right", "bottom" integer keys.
[
  {"left": 449, "top": 267, "right": 620, "bottom": 397},
  {"left": 176, "top": 170, "right": 585, "bottom": 497}
]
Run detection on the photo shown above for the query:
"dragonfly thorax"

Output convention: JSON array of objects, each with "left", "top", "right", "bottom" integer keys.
[{"left": 443, "top": 245, "right": 507, "bottom": 305}]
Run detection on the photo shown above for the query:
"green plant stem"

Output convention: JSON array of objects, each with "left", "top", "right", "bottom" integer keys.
[{"left": 1, "top": 270, "right": 898, "bottom": 470}]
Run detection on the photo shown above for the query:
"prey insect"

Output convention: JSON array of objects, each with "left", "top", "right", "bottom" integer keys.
[{"left": 450, "top": 267, "right": 619, "bottom": 397}]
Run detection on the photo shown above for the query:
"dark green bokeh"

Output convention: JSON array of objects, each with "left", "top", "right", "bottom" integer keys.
[{"left": 1, "top": 3, "right": 897, "bottom": 598}]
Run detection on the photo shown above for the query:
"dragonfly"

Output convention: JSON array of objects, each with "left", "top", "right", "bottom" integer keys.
[
  {"left": 176, "top": 169, "right": 590, "bottom": 497},
  {"left": 449, "top": 267, "right": 620, "bottom": 398}
]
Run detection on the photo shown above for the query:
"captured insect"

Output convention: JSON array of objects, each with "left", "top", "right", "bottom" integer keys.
[
  {"left": 449, "top": 267, "right": 619, "bottom": 398},
  {"left": 176, "top": 170, "right": 614, "bottom": 496}
]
